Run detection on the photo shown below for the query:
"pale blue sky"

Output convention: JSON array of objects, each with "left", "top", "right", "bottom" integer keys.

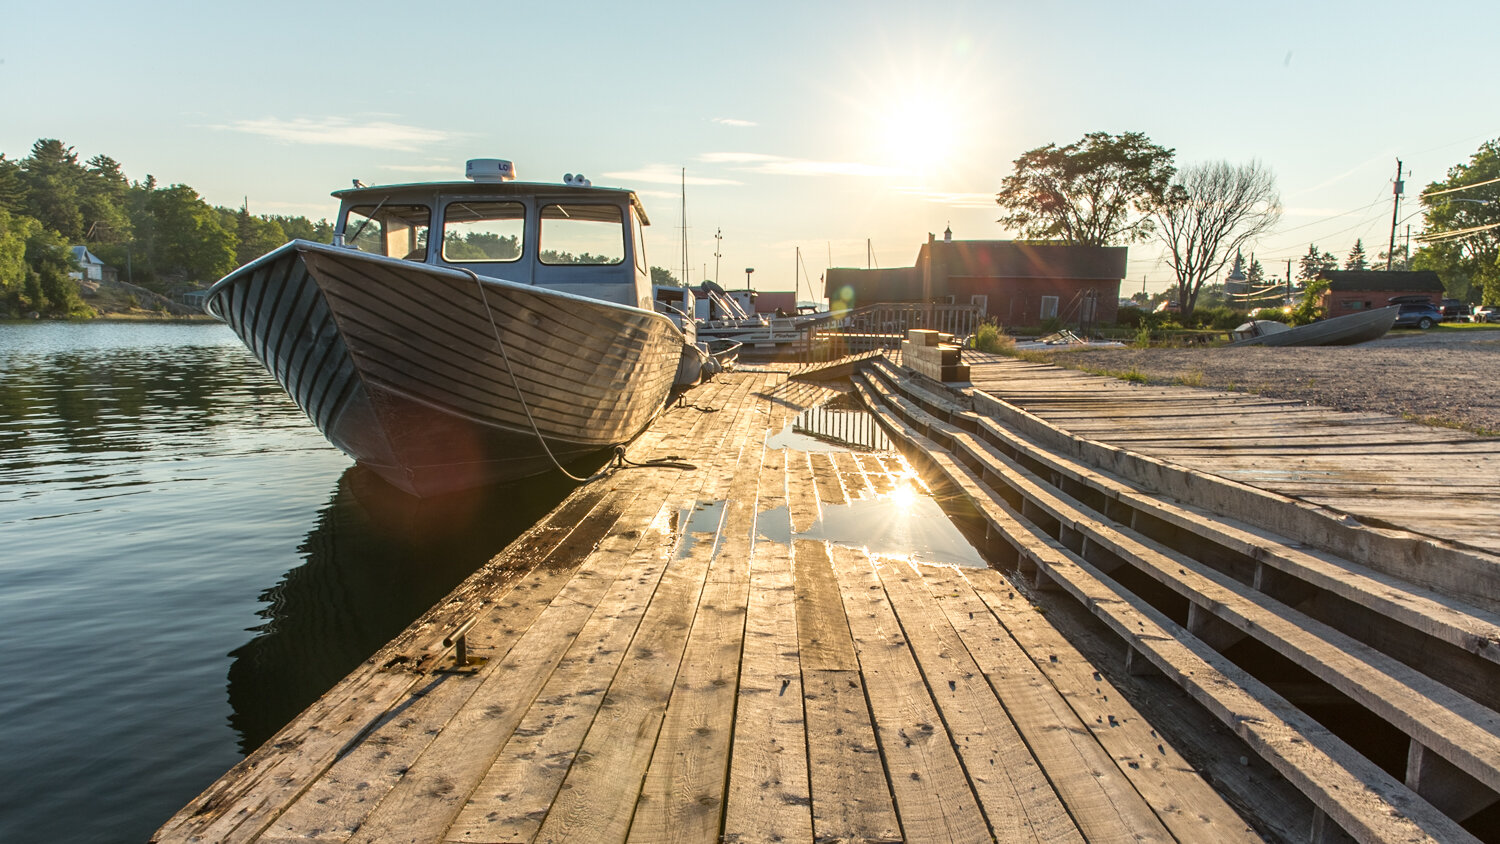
[{"left": 3, "top": 0, "right": 1495, "bottom": 296}]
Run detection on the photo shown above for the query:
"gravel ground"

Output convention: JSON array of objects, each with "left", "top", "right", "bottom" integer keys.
[{"left": 1036, "top": 326, "right": 1500, "bottom": 436}]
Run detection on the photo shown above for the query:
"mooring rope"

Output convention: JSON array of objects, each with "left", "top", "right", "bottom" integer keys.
[{"left": 463, "top": 269, "right": 696, "bottom": 482}]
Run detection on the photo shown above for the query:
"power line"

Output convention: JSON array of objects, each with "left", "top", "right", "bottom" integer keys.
[
  {"left": 1422, "top": 176, "right": 1500, "bottom": 198},
  {"left": 1417, "top": 220, "right": 1500, "bottom": 242}
]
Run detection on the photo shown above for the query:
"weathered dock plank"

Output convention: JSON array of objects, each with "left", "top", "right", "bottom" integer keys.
[{"left": 159, "top": 369, "right": 1319, "bottom": 844}]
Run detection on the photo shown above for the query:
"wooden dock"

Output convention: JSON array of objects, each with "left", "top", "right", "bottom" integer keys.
[
  {"left": 158, "top": 370, "right": 1274, "bottom": 843},
  {"left": 156, "top": 355, "right": 1500, "bottom": 843}
]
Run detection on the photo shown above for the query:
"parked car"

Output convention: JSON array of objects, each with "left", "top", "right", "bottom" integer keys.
[
  {"left": 1440, "top": 298, "right": 1472, "bottom": 321},
  {"left": 1392, "top": 302, "right": 1443, "bottom": 329},
  {"left": 1473, "top": 305, "right": 1500, "bottom": 324}
]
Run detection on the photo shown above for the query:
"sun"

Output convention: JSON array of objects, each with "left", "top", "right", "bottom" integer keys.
[{"left": 876, "top": 95, "right": 961, "bottom": 172}]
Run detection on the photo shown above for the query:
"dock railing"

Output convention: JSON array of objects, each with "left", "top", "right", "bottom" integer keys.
[{"left": 800, "top": 302, "right": 982, "bottom": 362}]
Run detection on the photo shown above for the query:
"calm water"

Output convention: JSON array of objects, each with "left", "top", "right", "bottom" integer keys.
[{"left": 0, "top": 322, "right": 575, "bottom": 844}]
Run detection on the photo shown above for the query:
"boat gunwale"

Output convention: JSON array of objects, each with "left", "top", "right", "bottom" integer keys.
[{"left": 204, "top": 240, "right": 684, "bottom": 340}]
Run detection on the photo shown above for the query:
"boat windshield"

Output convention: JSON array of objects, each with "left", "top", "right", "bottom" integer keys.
[
  {"left": 344, "top": 203, "right": 431, "bottom": 260},
  {"left": 539, "top": 204, "right": 624, "bottom": 265},
  {"left": 442, "top": 201, "right": 524, "bottom": 262}
]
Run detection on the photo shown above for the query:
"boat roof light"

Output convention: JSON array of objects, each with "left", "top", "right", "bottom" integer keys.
[
  {"left": 466, "top": 159, "right": 517, "bottom": 183},
  {"left": 563, "top": 173, "right": 592, "bottom": 187}
]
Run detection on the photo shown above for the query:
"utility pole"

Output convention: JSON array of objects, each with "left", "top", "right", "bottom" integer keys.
[
  {"left": 680, "top": 168, "right": 689, "bottom": 286},
  {"left": 1387, "top": 158, "right": 1404, "bottom": 271},
  {"left": 1286, "top": 258, "right": 1293, "bottom": 304}
]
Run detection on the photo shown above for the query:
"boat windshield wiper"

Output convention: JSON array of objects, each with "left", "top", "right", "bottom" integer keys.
[{"left": 343, "top": 196, "right": 388, "bottom": 249}]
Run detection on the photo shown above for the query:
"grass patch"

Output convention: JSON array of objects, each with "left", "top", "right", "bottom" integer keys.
[
  {"left": 1078, "top": 364, "right": 1149, "bottom": 384},
  {"left": 1400, "top": 412, "right": 1499, "bottom": 437},
  {"left": 1175, "top": 369, "right": 1205, "bottom": 387},
  {"left": 1435, "top": 322, "right": 1500, "bottom": 332}
]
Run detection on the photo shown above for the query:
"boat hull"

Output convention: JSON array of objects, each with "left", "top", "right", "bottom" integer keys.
[
  {"left": 206, "top": 241, "right": 684, "bottom": 496},
  {"left": 1226, "top": 306, "right": 1398, "bottom": 347}
]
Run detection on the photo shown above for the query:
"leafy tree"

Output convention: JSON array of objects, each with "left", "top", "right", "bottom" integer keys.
[
  {"left": 271, "top": 215, "right": 334, "bottom": 244},
  {"left": 1344, "top": 239, "right": 1368, "bottom": 271},
  {"left": 146, "top": 184, "right": 237, "bottom": 284},
  {"left": 997, "top": 131, "right": 1176, "bottom": 246},
  {"left": 650, "top": 266, "right": 681, "bottom": 286},
  {"left": 1412, "top": 138, "right": 1500, "bottom": 304},
  {"left": 1151, "top": 160, "right": 1281, "bottom": 315},
  {"left": 226, "top": 206, "right": 286, "bottom": 267},
  {"left": 0, "top": 207, "right": 36, "bottom": 301}
]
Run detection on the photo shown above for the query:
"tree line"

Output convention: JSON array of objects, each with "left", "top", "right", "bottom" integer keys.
[
  {"left": 0, "top": 139, "right": 333, "bottom": 317},
  {"left": 995, "top": 132, "right": 1499, "bottom": 314}
]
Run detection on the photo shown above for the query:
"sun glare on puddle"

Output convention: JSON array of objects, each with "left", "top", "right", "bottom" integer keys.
[{"left": 889, "top": 482, "right": 918, "bottom": 511}]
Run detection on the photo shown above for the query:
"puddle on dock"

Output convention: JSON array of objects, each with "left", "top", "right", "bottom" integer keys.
[
  {"left": 757, "top": 479, "right": 989, "bottom": 568},
  {"left": 767, "top": 392, "right": 891, "bottom": 453},
  {"left": 672, "top": 499, "right": 728, "bottom": 559}
]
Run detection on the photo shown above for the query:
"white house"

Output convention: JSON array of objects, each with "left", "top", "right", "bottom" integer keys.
[{"left": 69, "top": 246, "right": 108, "bottom": 282}]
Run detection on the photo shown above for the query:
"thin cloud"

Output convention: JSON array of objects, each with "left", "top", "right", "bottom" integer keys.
[
  {"left": 222, "top": 117, "right": 455, "bottom": 151},
  {"left": 698, "top": 151, "right": 895, "bottom": 178},
  {"left": 601, "top": 165, "right": 743, "bottom": 186},
  {"left": 379, "top": 163, "right": 458, "bottom": 173},
  {"left": 712, "top": 117, "right": 757, "bottom": 127},
  {"left": 698, "top": 152, "right": 784, "bottom": 164},
  {"left": 894, "top": 188, "right": 998, "bottom": 208}
]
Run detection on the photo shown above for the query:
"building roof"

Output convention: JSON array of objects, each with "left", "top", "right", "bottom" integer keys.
[
  {"left": 70, "top": 245, "right": 105, "bottom": 265},
  {"left": 922, "top": 240, "right": 1128, "bottom": 280},
  {"left": 1316, "top": 269, "right": 1444, "bottom": 292}
]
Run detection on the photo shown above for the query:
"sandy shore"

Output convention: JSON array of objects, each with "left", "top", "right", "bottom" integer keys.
[{"left": 1034, "top": 326, "right": 1500, "bottom": 436}]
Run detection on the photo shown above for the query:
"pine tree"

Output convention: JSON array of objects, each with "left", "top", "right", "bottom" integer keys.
[
  {"left": 1344, "top": 239, "right": 1368, "bottom": 271},
  {"left": 1247, "top": 258, "right": 1265, "bottom": 286},
  {"left": 1297, "top": 244, "right": 1325, "bottom": 280}
]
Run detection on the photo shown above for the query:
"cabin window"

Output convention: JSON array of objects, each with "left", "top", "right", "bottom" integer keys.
[
  {"left": 442, "top": 201, "right": 524, "bottom": 262},
  {"left": 344, "top": 203, "right": 431, "bottom": 260},
  {"left": 538, "top": 204, "right": 624, "bottom": 265},
  {"left": 633, "top": 208, "right": 648, "bottom": 274}
]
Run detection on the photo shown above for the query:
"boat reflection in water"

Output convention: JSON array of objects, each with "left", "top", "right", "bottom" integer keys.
[{"left": 225, "top": 465, "right": 578, "bottom": 753}]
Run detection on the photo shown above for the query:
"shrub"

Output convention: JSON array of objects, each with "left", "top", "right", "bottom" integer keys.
[
  {"left": 1249, "top": 307, "right": 1288, "bottom": 323},
  {"left": 970, "top": 320, "right": 1014, "bottom": 353},
  {"left": 1115, "top": 306, "right": 1147, "bottom": 328},
  {"left": 1290, "top": 279, "right": 1329, "bottom": 326},
  {"left": 1187, "top": 306, "right": 1245, "bottom": 331}
]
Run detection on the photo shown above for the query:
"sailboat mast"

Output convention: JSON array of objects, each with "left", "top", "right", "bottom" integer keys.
[{"left": 680, "top": 168, "right": 688, "bottom": 287}]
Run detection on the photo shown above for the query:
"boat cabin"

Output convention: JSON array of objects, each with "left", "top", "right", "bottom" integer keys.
[{"left": 330, "top": 160, "right": 654, "bottom": 310}]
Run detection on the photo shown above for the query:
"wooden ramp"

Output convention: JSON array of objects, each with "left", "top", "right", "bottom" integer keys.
[
  {"left": 963, "top": 352, "right": 1500, "bottom": 559},
  {"left": 155, "top": 371, "right": 1266, "bottom": 843}
]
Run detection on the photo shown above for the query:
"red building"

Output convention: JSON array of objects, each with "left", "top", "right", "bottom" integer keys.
[
  {"left": 824, "top": 234, "right": 1127, "bottom": 326},
  {"left": 750, "top": 290, "right": 798, "bottom": 315},
  {"left": 1315, "top": 270, "right": 1445, "bottom": 313}
]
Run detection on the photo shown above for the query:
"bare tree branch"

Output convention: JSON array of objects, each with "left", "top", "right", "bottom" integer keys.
[{"left": 1152, "top": 160, "right": 1281, "bottom": 314}]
